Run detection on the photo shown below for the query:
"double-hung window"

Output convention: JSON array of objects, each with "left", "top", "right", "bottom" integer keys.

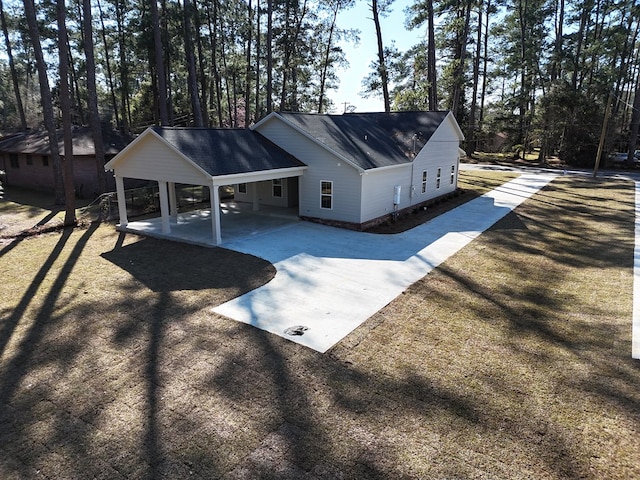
[
  {"left": 272, "top": 179, "right": 283, "bottom": 198},
  {"left": 320, "top": 181, "right": 333, "bottom": 209},
  {"left": 421, "top": 171, "right": 427, "bottom": 194},
  {"left": 450, "top": 165, "right": 456, "bottom": 184},
  {"left": 238, "top": 183, "right": 247, "bottom": 194},
  {"left": 436, "top": 168, "right": 441, "bottom": 189}
]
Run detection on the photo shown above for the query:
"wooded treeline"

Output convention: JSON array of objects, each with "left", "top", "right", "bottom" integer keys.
[{"left": 1, "top": 0, "right": 639, "bottom": 169}]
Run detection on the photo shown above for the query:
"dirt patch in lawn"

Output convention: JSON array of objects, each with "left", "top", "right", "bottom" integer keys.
[
  {"left": 0, "top": 187, "right": 95, "bottom": 242},
  {"left": 1, "top": 173, "right": 639, "bottom": 479}
]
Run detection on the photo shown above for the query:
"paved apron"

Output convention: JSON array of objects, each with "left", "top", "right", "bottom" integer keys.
[{"left": 213, "top": 174, "right": 557, "bottom": 352}]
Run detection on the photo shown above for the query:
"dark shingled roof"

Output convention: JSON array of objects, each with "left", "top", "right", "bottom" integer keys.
[
  {"left": 277, "top": 111, "right": 452, "bottom": 170},
  {"left": 150, "top": 127, "right": 305, "bottom": 176},
  {"left": 0, "top": 126, "right": 132, "bottom": 156}
]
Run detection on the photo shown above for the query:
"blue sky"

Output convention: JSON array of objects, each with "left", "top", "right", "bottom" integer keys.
[{"left": 329, "top": 0, "right": 423, "bottom": 113}]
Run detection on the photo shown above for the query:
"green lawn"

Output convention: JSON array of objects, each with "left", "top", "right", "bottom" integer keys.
[{"left": 0, "top": 171, "right": 638, "bottom": 479}]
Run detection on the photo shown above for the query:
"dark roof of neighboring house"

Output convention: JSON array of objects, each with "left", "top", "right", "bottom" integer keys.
[
  {"left": 275, "top": 111, "right": 453, "bottom": 170},
  {"left": 0, "top": 126, "right": 132, "bottom": 156},
  {"left": 150, "top": 127, "right": 305, "bottom": 176}
]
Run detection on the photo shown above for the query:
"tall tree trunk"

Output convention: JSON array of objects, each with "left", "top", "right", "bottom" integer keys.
[
  {"left": 550, "top": 0, "right": 564, "bottom": 81},
  {"left": 151, "top": 0, "right": 169, "bottom": 125},
  {"left": 371, "top": 0, "right": 390, "bottom": 112},
  {"left": 466, "top": 1, "right": 483, "bottom": 157},
  {"left": 218, "top": 15, "right": 234, "bottom": 126},
  {"left": 194, "top": 0, "right": 209, "bottom": 126},
  {"left": 0, "top": 0, "right": 27, "bottom": 130},
  {"left": 66, "top": 36, "right": 85, "bottom": 125},
  {"left": 184, "top": 0, "right": 203, "bottom": 126},
  {"left": 83, "top": 0, "right": 107, "bottom": 195},
  {"left": 244, "top": 0, "right": 253, "bottom": 126},
  {"left": 317, "top": 1, "right": 340, "bottom": 114},
  {"left": 97, "top": 0, "right": 122, "bottom": 132},
  {"left": 255, "top": 0, "right": 261, "bottom": 118},
  {"left": 279, "top": 0, "right": 308, "bottom": 111},
  {"left": 57, "top": 0, "right": 76, "bottom": 225},
  {"left": 161, "top": 0, "right": 174, "bottom": 125},
  {"left": 478, "top": 0, "right": 491, "bottom": 129},
  {"left": 266, "top": 0, "right": 273, "bottom": 113},
  {"left": 450, "top": 0, "right": 472, "bottom": 117},
  {"left": 571, "top": 2, "right": 589, "bottom": 91},
  {"left": 626, "top": 48, "right": 640, "bottom": 163},
  {"left": 427, "top": 0, "right": 437, "bottom": 110},
  {"left": 23, "top": 0, "right": 64, "bottom": 204},
  {"left": 517, "top": 0, "right": 528, "bottom": 153},
  {"left": 279, "top": 0, "right": 292, "bottom": 110},
  {"left": 207, "top": 1, "right": 224, "bottom": 126}
]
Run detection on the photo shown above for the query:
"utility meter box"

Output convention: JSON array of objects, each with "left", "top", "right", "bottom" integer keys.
[{"left": 393, "top": 185, "right": 401, "bottom": 205}]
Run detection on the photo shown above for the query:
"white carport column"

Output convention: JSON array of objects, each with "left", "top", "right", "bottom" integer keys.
[
  {"left": 210, "top": 182, "right": 222, "bottom": 245},
  {"left": 168, "top": 182, "right": 178, "bottom": 217},
  {"left": 158, "top": 181, "right": 171, "bottom": 234},
  {"left": 115, "top": 175, "right": 128, "bottom": 227},
  {"left": 251, "top": 182, "right": 259, "bottom": 211}
]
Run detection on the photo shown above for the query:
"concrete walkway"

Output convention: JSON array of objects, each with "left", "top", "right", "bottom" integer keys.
[{"left": 213, "top": 173, "right": 557, "bottom": 352}]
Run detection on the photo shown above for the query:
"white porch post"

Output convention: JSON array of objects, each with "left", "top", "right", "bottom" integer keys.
[
  {"left": 158, "top": 180, "right": 171, "bottom": 233},
  {"left": 168, "top": 182, "right": 178, "bottom": 217},
  {"left": 115, "top": 175, "right": 128, "bottom": 227},
  {"left": 251, "top": 182, "right": 259, "bottom": 211},
  {"left": 210, "top": 182, "right": 222, "bottom": 245}
]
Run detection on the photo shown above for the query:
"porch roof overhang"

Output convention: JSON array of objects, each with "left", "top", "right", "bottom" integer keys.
[{"left": 211, "top": 165, "right": 307, "bottom": 186}]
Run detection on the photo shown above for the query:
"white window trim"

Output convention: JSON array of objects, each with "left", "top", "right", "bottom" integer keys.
[
  {"left": 320, "top": 180, "right": 333, "bottom": 210},
  {"left": 421, "top": 170, "right": 427, "bottom": 194},
  {"left": 450, "top": 165, "right": 456, "bottom": 184},
  {"left": 238, "top": 183, "right": 247, "bottom": 194},
  {"left": 436, "top": 168, "right": 441, "bottom": 189},
  {"left": 272, "top": 178, "right": 283, "bottom": 198}
]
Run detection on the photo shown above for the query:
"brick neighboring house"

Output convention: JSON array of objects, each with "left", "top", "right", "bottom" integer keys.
[{"left": 0, "top": 127, "right": 133, "bottom": 198}]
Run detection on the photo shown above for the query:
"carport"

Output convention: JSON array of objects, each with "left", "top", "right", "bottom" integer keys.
[
  {"left": 117, "top": 195, "right": 300, "bottom": 247},
  {"left": 104, "top": 127, "right": 306, "bottom": 245}
]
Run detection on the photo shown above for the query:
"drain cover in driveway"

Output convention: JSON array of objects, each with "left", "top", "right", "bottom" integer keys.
[{"left": 284, "top": 325, "right": 308, "bottom": 336}]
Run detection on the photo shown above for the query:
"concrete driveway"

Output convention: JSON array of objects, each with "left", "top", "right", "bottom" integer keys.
[{"left": 213, "top": 173, "right": 557, "bottom": 352}]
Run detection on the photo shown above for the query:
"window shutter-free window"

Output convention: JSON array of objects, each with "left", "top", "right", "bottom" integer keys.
[
  {"left": 272, "top": 179, "right": 283, "bottom": 198},
  {"left": 321, "top": 181, "right": 333, "bottom": 209},
  {"left": 421, "top": 171, "right": 427, "bottom": 193}
]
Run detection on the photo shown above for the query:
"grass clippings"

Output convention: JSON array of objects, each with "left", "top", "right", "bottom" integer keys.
[{"left": 1, "top": 171, "right": 639, "bottom": 479}]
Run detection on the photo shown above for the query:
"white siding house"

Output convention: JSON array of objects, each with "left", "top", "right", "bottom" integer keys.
[
  {"left": 253, "top": 110, "right": 464, "bottom": 228},
  {"left": 105, "top": 111, "right": 464, "bottom": 244}
]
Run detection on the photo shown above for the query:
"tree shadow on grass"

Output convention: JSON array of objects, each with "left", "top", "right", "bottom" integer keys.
[
  {"left": 0, "top": 223, "right": 99, "bottom": 359},
  {"left": 0, "top": 228, "right": 280, "bottom": 479},
  {"left": 0, "top": 223, "right": 100, "bottom": 477},
  {"left": 1, "top": 174, "right": 638, "bottom": 479},
  {"left": 101, "top": 236, "right": 275, "bottom": 293}
]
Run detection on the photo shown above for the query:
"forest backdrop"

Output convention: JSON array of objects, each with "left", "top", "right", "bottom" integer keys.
[{"left": 1, "top": 0, "right": 640, "bottom": 170}]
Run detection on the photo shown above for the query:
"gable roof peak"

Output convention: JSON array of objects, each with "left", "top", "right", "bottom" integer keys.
[{"left": 269, "top": 110, "right": 456, "bottom": 170}]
